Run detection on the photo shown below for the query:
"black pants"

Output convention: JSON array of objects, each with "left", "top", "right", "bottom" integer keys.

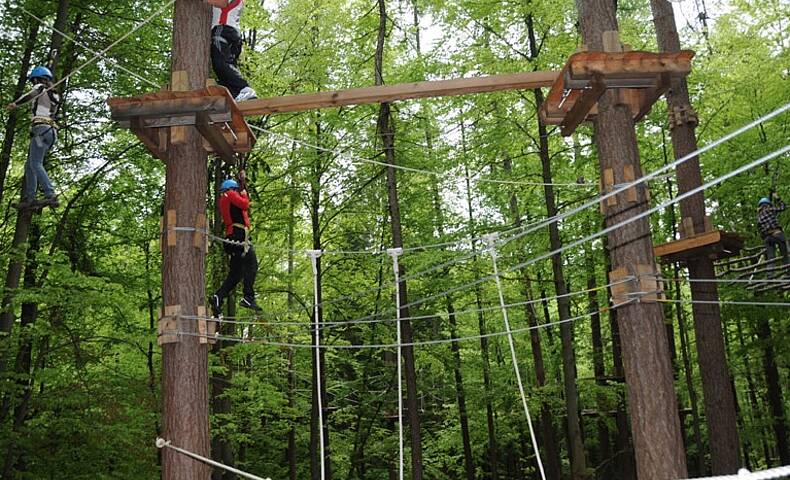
[
  {"left": 215, "top": 244, "right": 258, "bottom": 302},
  {"left": 211, "top": 26, "right": 249, "bottom": 98}
]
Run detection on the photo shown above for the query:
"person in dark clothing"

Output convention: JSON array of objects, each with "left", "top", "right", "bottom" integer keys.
[
  {"left": 205, "top": 0, "right": 257, "bottom": 101},
  {"left": 757, "top": 194, "right": 788, "bottom": 267},
  {"left": 210, "top": 178, "right": 262, "bottom": 317},
  {"left": 6, "top": 66, "right": 60, "bottom": 209}
]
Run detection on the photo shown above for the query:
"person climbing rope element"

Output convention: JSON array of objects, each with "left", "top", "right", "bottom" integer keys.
[
  {"left": 210, "top": 178, "right": 262, "bottom": 318},
  {"left": 205, "top": 0, "right": 257, "bottom": 102},
  {"left": 6, "top": 66, "right": 60, "bottom": 210},
  {"left": 757, "top": 193, "right": 788, "bottom": 269}
]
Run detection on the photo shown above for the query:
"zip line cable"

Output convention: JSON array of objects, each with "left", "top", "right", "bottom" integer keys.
[
  {"left": 679, "top": 465, "right": 790, "bottom": 480},
  {"left": 19, "top": 6, "right": 160, "bottom": 88}
]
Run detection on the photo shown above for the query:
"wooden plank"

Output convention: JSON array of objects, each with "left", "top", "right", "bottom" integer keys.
[
  {"left": 623, "top": 165, "right": 638, "bottom": 203},
  {"left": 560, "top": 74, "right": 606, "bottom": 136},
  {"left": 238, "top": 71, "right": 559, "bottom": 116},
  {"left": 603, "top": 169, "right": 617, "bottom": 207},
  {"left": 158, "top": 305, "right": 181, "bottom": 345},
  {"left": 195, "top": 111, "right": 239, "bottom": 164},
  {"left": 167, "top": 210, "right": 177, "bottom": 247},
  {"left": 654, "top": 230, "right": 723, "bottom": 259},
  {"left": 568, "top": 50, "right": 694, "bottom": 80},
  {"left": 109, "top": 96, "right": 228, "bottom": 121},
  {"left": 131, "top": 117, "right": 168, "bottom": 161},
  {"left": 118, "top": 112, "right": 232, "bottom": 129}
]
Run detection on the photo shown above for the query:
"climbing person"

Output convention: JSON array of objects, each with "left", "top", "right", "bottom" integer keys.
[
  {"left": 757, "top": 193, "right": 788, "bottom": 268},
  {"left": 6, "top": 66, "right": 60, "bottom": 209},
  {"left": 210, "top": 176, "right": 262, "bottom": 317},
  {"left": 205, "top": 0, "right": 258, "bottom": 102}
]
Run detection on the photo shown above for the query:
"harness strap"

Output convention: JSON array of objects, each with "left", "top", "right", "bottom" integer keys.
[{"left": 230, "top": 223, "right": 251, "bottom": 255}]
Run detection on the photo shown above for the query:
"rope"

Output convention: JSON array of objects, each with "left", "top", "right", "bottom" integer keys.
[
  {"left": 680, "top": 465, "right": 790, "bottom": 480},
  {"left": 484, "top": 234, "right": 546, "bottom": 480},
  {"left": 252, "top": 125, "right": 596, "bottom": 189},
  {"left": 176, "top": 299, "right": 638, "bottom": 350},
  {"left": 306, "top": 250, "right": 327, "bottom": 480},
  {"left": 155, "top": 438, "right": 271, "bottom": 480},
  {"left": 387, "top": 249, "right": 405, "bottom": 480},
  {"left": 20, "top": 6, "right": 160, "bottom": 88},
  {"left": 658, "top": 298, "right": 790, "bottom": 308}
]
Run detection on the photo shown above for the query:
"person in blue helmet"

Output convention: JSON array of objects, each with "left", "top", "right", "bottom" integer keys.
[
  {"left": 756, "top": 193, "right": 787, "bottom": 267},
  {"left": 6, "top": 66, "right": 60, "bottom": 209},
  {"left": 210, "top": 177, "right": 262, "bottom": 318}
]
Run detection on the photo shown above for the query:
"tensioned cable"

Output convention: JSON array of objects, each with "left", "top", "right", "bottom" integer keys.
[
  {"left": 20, "top": 6, "right": 160, "bottom": 88},
  {"left": 678, "top": 465, "right": 790, "bottom": 480},
  {"left": 305, "top": 251, "right": 327, "bottom": 479},
  {"left": 252, "top": 124, "right": 595, "bottom": 188},
  {"left": 43, "top": 0, "right": 177, "bottom": 96},
  {"left": 656, "top": 276, "right": 790, "bottom": 285},
  {"left": 156, "top": 438, "right": 271, "bottom": 480},
  {"left": 386, "top": 144, "right": 790, "bottom": 315},
  {"left": 387, "top": 249, "right": 405, "bottom": 480},
  {"left": 658, "top": 298, "right": 790, "bottom": 308},
  {"left": 176, "top": 298, "right": 638, "bottom": 350}
]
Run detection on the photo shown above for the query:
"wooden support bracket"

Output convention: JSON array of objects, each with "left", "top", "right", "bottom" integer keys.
[
  {"left": 623, "top": 165, "right": 638, "bottom": 203},
  {"left": 170, "top": 70, "right": 190, "bottom": 145},
  {"left": 609, "top": 264, "right": 663, "bottom": 305},
  {"left": 195, "top": 111, "right": 239, "bottom": 165},
  {"left": 561, "top": 74, "right": 606, "bottom": 136},
  {"left": 668, "top": 103, "right": 699, "bottom": 129},
  {"left": 194, "top": 213, "right": 208, "bottom": 252},
  {"left": 167, "top": 210, "right": 177, "bottom": 247},
  {"left": 600, "top": 168, "right": 617, "bottom": 213},
  {"left": 131, "top": 117, "right": 168, "bottom": 161},
  {"left": 197, "top": 306, "right": 217, "bottom": 345},
  {"left": 158, "top": 305, "right": 181, "bottom": 345}
]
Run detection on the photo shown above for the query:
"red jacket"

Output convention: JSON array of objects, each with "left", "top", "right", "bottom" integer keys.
[{"left": 219, "top": 189, "right": 250, "bottom": 236}]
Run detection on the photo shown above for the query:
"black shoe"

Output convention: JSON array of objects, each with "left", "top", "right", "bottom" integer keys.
[
  {"left": 38, "top": 195, "right": 59, "bottom": 208},
  {"left": 13, "top": 199, "right": 35, "bottom": 210},
  {"left": 240, "top": 296, "right": 262, "bottom": 312},
  {"left": 210, "top": 294, "right": 222, "bottom": 318}
]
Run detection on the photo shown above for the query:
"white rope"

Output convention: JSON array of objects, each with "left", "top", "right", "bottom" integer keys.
[
  {"left": 306, "top": 250, "right": 327, "bottom": 480},
  {"left": 155, "top": 438, "right": 271, "bottom": 480},
  {"left": 44, "top": 0, "right": 176, "bottom": 96},
  {"left": 387, "top": 248, "right": 405, "bottom": 480},
  {"left": 680, "top": 465, "right": 790, "bottom": 480},
  {"left": 659, "top": 298, "right": 790, "bottom": 308},
  {"left": 483, "top": 233, "right": 546, "bottom": 480},
  {"left": 20, "top": 6, "right": 160, "bottom": 88}
]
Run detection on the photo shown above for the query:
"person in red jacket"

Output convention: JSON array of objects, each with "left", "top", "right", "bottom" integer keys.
[{"left": 210, "top": 178, "right": 262, "bottom": 317}]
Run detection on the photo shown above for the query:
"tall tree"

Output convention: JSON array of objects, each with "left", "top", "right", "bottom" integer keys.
[
  {"left": 650, "top": 1, "right": 741, "bottom": 473},
  {"left": 575, "top": 1, "right": 688, "bottom": 478}
]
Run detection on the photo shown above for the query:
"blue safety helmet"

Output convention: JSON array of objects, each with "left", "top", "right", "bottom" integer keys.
[
  {"left": 220, "top": 179, "right": 240, "bottom": 192},
  {"left": 28, "top": 66, "right": 54, "bottom": 81},
  {"left": 758, "top": 197, "right": 771, "bottom": 207}
]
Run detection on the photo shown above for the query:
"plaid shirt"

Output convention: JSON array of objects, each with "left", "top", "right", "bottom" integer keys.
[{"left": 757, "top": 198, "right": 786, "bottom": 237}]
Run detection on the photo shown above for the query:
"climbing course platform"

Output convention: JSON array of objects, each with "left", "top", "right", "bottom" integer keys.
[
  {"left": 655, "top": 229, "right": 743, "bottom": 264},
  {"left": 107, "top": 74, "right": 255, "bottom": 165},
  {"left": 540, "top": 49, "right": 695, "bottom": 136}
]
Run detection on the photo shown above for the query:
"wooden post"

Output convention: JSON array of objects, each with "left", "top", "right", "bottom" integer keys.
[
  {"left": 575, "top": 4, "right": 688, "bottom": 479},
  {"left": 650, "top": 1, "right": 743, "bottom": 472},
  {"left": 161, "top": 1, "right": 211, "bottom": 478}
]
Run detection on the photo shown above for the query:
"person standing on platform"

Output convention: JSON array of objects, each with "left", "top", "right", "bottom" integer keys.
[
  {"left": 210, "top": 177, "right": 262, "bottom": 317},
  {"left": 757, "top": 193, "right": 788, "bottom": 268},
  {"left": 205, "top": 0, "right": 258, "bottom": 102},
  {"left": 6, "top": 66, "right": 61, "bottom": 209}
]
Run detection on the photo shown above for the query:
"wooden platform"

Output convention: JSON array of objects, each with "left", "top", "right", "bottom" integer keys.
[
  {"left": 654, "top": 230, "right": 743, "bottom": 264},
  {"left": 540, "top": 50, "right": 695, "bottom": 136},
  {"left": 107, "top": 85, "right": 255, "bottom": 164}
]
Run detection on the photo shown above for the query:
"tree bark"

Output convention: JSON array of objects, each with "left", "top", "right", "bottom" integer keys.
[
  {"left": 0, "top": 22, "right": 39, "bottom": 205},
  {"left": 649, "top": 1, "right": 741, "bottom": 473},
  {"left": 576, "top": 3, "right": 688, "bottom": 478},
  {"left": 161, "top": 1, "right": 212, "bottom": 478},
  {"left": 375, "top": 1, "right": 423, "bottom": 478},
  {"left": 754, "top": 316, "right": 790, "bottom": 465}
]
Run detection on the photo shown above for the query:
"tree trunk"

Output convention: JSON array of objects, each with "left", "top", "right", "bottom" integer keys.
[
  {"left": 754, "top": 316, "right": 790, "bottom": 465},
  {"left": 309, "top": 119, "right": 332, "bottom": 480},
  {"left": 160, "top": 1, "right": 212, "bottom": 478},
  {"left": 287, "top": 162, "right": 298, "bottom": 480},
  {"left": 735, "top": 316, "right": 772, "bottom": 468},
  {"left": 576, "top": 3, "right": 688, "bottom": 478},
  {"left": 649, "top": 1, "right": 741, "bottom": 473},
  {"left": 587, "top": 252, "right": 613, "bottom": 470},
  {"left": 0, "top": 22, "right": 39, "bottom": 205},
  {"left": 375, "top": 1, "right": 423, "bottom": 478},
  {"left": 463, "top": 154, "right": 500, "bottom": 479}
]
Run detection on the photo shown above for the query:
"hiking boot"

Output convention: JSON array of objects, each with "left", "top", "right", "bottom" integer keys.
[
  {"left": 36, "top": 195, "right": 59, "bottom": 208},
  {"left": 234, "top": 87, "right": 257, "bottom": 102},
  {"left": 14, "top": 198, "right": 36, "bottom": 210},
  {"left": 210, "top": 294, "right": 222, "bottom": 318},
  {"left": 240, "top": 296, "right": 262, "bottom": 312}
]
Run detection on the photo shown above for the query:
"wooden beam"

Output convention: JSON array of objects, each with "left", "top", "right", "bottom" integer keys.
[
  {"left": 237, "top": 71, "right": 559, "bottom": 116},
  {"left": 131, "top": 117, "right": 168, "bottom": 161},
  {"left": 195, "top": 111, "right": 238, "bottom": 165},
  {"left": 560, "top": 74, "right": 606, "bottom": 136},
  {"left": 110, "top": 95, "right": 229, "bottom": 121}
]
